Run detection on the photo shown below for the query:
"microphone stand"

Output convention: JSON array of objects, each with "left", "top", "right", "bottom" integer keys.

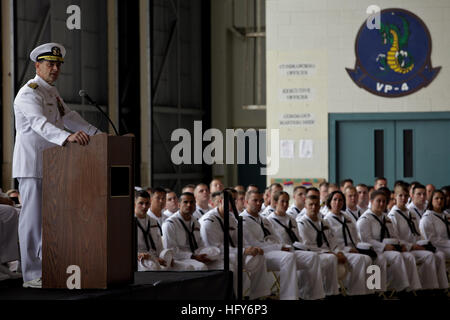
[{"left": 83, "top": 96, "right": 120, "bottom": 136}]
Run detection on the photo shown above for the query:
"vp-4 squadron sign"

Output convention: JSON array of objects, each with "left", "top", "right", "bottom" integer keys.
[{"left": 346, "top": 8, "right": 440, "bottom": 97}]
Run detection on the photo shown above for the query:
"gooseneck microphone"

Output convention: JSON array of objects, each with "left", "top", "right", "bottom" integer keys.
[{"left": 79, "top": 90, "right": 119, "bottom": 136}]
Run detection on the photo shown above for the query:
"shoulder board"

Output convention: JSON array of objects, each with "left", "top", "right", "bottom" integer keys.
[{"left": 28, "top": 83, "right": 38, "bottom": 89}]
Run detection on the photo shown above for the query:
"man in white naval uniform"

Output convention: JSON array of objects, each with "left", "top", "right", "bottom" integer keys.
[
  {"left": 13, "top": 43, "right": 101, "bottom": 288},
  {"left": 388, "top": 185, "right": 448, "bottom": 290},
  {"left": 356, "top": 184, "right": 369, "bottom": 213},
  {"left": 135, "top": 190, "right": 192, "bottom": 271},
  {"left": 163, "top": 190, "right": 179, "bottom": 218},
  {"left": 162, "top": 192, "right": 222, "bottom": 271},
  {"left": 286, "top": 186, "right": 306, "bottom": 219},
  {"left": 260, "top": 183, "right": 282, "bottom": 218},
  {"left": 419, "top": 190, "right": 450, "bottom": 259},
  {"left": 266, "top": 191, "right": 327, "bottom": 300},
  {"left": 407, "top": 184, "right": 427, "bottom": 219},
  {"left": 147, "top": 187, "right": 167, "bottom": 234},
  {"left": 200, "top": 190, "right": 272, "bottom": 300},
  {"left": 240, "top": 191, "right": 299, "bottom": 300},
  {"left": 193, "top": 183, "right": 211, "bottom": 220},
  {"left": 357, "top": 190, "right": 422, "bottom": 293},
  {"left": 344, "top": 186, "right": 362, "bottom": 224}
]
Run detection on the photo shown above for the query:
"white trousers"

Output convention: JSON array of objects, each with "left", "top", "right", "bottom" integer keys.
[
  {"left": 264, "top": 250, "right": 298, "bottom": 300},
  {"left": 342, "top": 253, "right": 372, "bottom": 295},
  {"left": 380, "top": 251, "right": 410, "bottom": 291},
  {"left": 0, "top": 205, "right": 20, "bottom": 264},
  {"left": 433, "top": 250, "right": 449, "bottom": 289},
  {"left": 294, "top": 251, "right": 325, "bottom": 300},
  {"left": 318, "top": 253, "right": 339, "bottom": 296},
  {"left": 17, "top": 178, "right": 42, "bottom": 282},
  {"left": 410, "top": 250, "right": 440, "bottom": 290},
  {"left": 400, "top": 252, "right": 422, "bottom": 291}
]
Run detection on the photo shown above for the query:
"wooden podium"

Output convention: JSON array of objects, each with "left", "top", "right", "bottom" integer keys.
[{"left": 42, "top": 133, "right": 136, "bottom": 289}]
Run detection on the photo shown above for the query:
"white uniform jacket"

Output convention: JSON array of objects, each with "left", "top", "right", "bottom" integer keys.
[
  {"left": 356, "top": 210, "right": 402, "bottom": 253},
  {"left": 388, "top": 205, "right": 423, "bottom": 250},
  {"left": 240, "top": 210, "right": 283, "bottom": 252},
  {"left": 13, "top": 75, "right": 99, "bottom": 178},
  {"left": 286, "top": 205, "right": 302, "bottom": 220},
  {"left": 266, "top": 212, "right": 303, "bottom": 245},
  {"left": 297, "top": 214, "right": 338, "bottom": 253},
  {"left": 419, "top": 210, "right": 450, "bottom": 250},
  {"left": 200, "top": 208, "right": 240, "bottom": 253},
  {"left": 407, "top": 202, "right": 426, "bottom": 219},
  {"left": 162, "top": 212, "right": 206, "bottom": 260},
  {"left": 136, "top": 215, "right": 164, "bottom": 257},
  {"left": 324, "top": 211, "right": 361, "bottom": 252}
]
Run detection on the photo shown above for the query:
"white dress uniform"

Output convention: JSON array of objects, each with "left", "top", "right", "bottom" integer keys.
[
  {"left": 419, "top": 210, "right": 450, "bottom": 259},
  {"left": 163, "top": 209, "right": 176, "bottom": 219},
  {"left": 162, "top": 211, "right": 222, "bottom": 271},
  {"left": 200, "top": 208, "right": 272, "bottom": 299},
  {"left": 357, "top": 210, "right": 422, "bottom": 292},
  {"left": 295, "top": 214, "right": 341, "bottom": 296},
  {"left": 193, "top": 205, "right": 210, "bottom": 221},
  {"left": 286, "top": 205, "right": 302, "bottom": 219},
  {"left": 240, "top": 210, "right": 299, "bottom": 300},
  {"left": 407, "top": 202, "right": 426, "bottom": 219},
  {"left": 13, "top": 44, "right": 100, "bottom": 283},
  {"left": 260, "top": 205, "right": 275, "bottom": 218},
  {"left": 136, "top": 215, "right": 192, "bottom": 271},
  {"left": 0, "top": 204, "right": 20, "bottom": 265},
  {"left": 345, "top": 207, "right": 362, "bottom": 224},
  {"left": 266, "top": 212, "right": 326, "bottom": 300},
  {"left": 323, "top": 211, "right": 385, "bottom": 294},
  {"left": 388, "top": 205, "right": 448, "bottom": 289},
  {"left": 147, "top": 209, "right": 167, "bottom": 235}
]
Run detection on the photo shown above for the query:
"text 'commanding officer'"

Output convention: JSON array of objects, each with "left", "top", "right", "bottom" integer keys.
[{"left": 12, "top": 43, "right": 102, "bottom": 288}]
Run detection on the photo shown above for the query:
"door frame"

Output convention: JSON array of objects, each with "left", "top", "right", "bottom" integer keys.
[{"left": 328, "top": 111, "right": 450, "bottom": 184}]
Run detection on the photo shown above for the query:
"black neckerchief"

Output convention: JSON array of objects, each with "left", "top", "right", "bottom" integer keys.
[
  {"left": 215, "top": 215, "right": 235, "bottom": 247},
  {"left": 332, "top": 215, "right": 355, "bottom": 247},
  {"left": 248, "top": 215, "right": 271, "bottom": 237},
  {"left": 272, "top": 216, "right": 299, "bottom": 244},
  {"left": 370, "top": 213, "right": 391, "bottom": 241},
  {"left": 346, "top": 208, "right": 360, "bottom": 221},
  {"left": 306, "top": 218, "right": 329, "bottom": 248},
  {"left": 412, "top": 206, "right": 423, "bottom": 218},
  {"left": 177, "top": 218, "right": 199, "bottom": 253},
  {"left": 293, "top": 207, "right": 300, "bottom": 214},
  {"left": 395, "top": 209, "right": 420, "bottom": 236},
  {"left": 136, "top": 217, "right": 156, "bottom": 251}
]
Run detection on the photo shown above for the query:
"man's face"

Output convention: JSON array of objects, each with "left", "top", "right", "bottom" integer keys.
[
  {"left": 166, "top": 192, "right": 179, "bottom": 212},
  {"left": 356, "top": 186, "right": 369, "bottom": 205},
  {"left": 345, "top": 189, "right": 358, "bottom": 208},
  {"left": 294, "top": 188, "right": 306, "bottom": 207},
  {"left": 179, "top": 195, "right": 196, "bottom": 217},
  {"left": 236, "top": 194, "right": 245, "bottom": 211},
  {"left": 413, "top": 188, "right": 426, "bottom": 206},
  {"left": 135, "top": 196, "right": 150, "bottom": 216},
  {"left": 150, "top": 191, "right": 166, "bottom": 213},
  {"left": 341, "top": 182, "right": 353, "bottom": 192},
  {"left": 36, "top": 60, "right": 61, "bottom": 84},
  {"left": 305, "top": 198, "right": 320, "bottom": 215},
  {"left": 374, "top": 179, "right": 387, "bottom": 190},
  {"left": 269, "top": 186, "right": 282, "bottom": 205},
  {"left": 319, "top": 185, "right": 328, "bottom": 202},
  {"left": 245, "top": 193, "right": 263, "bottom": 215},
  {"left": 426, "top": 184, "right": 435, "bottom": 201},
  {"left": 194, "top": 184, "right": 210, "bottom": 202},
  {"left": 210, "top": 180, "right": 224, "bottom": 193}
]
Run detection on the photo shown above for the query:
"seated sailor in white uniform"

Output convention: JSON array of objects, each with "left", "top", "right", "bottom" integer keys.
[
  {"left": 260, "top": 183, "right": 282, "bottom": 218},
  {"left": 266, "top": 191, "right": 327, "bottom": 300},
  {"left": 419, "top": 189, "right": 450, "bottom": 260},
  {"left": 147, "top": 187, "right": 167, "bottom": 233},
  {"left": 200, "top": 190, "right": 272, "bottom": 300},
  {"left": 357, "top": 190, "right": 422, "bottom": 293},
  {"left": 388, "top": 184, "right": 448, "bottom": 290},
  {"left": 407, "top": 184, "right": 427, "bottom": 219},
  {"left": 323, "top": 191, "right": 380, "bottom": 295},
  {"left": 163, "top": 190, "right": 179, "bottom": 219},
  {"left": 356, "top": 184, "right": 369, "bottom": 213},
  {"left": 286, "top": 186, "right": 307, "bottom": 220},
  {"left": 240, "top": 190, "right": 299, "bottom": 300},
  {"left": 193, "top": 183, "right": 211, "bottom": 220},
  {"left": 162, "top": 192, "right": 222, "bottom": 271},
  {"left": 135, "top": 190, "right": 192, "bottom": 271},
  {"left": 344, "top": 186, "right": 363, "bottom": 223}
]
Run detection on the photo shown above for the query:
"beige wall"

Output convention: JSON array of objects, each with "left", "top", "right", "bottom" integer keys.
[{"left": 266, "top": 0, "right": 450, "bottom": 183}]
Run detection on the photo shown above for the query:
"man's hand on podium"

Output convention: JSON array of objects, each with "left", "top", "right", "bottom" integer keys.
[{"left": 66, "top": 131, "right": 90, "bottom": 146}]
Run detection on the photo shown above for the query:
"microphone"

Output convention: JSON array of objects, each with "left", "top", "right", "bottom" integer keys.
[{"left": 79, "top": 90, "right": 119, "bottom": 136}]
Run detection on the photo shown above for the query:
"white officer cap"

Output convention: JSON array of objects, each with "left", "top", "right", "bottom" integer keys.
[{"left": 30, "top": 43, "right": 66, "bottom": 63}]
